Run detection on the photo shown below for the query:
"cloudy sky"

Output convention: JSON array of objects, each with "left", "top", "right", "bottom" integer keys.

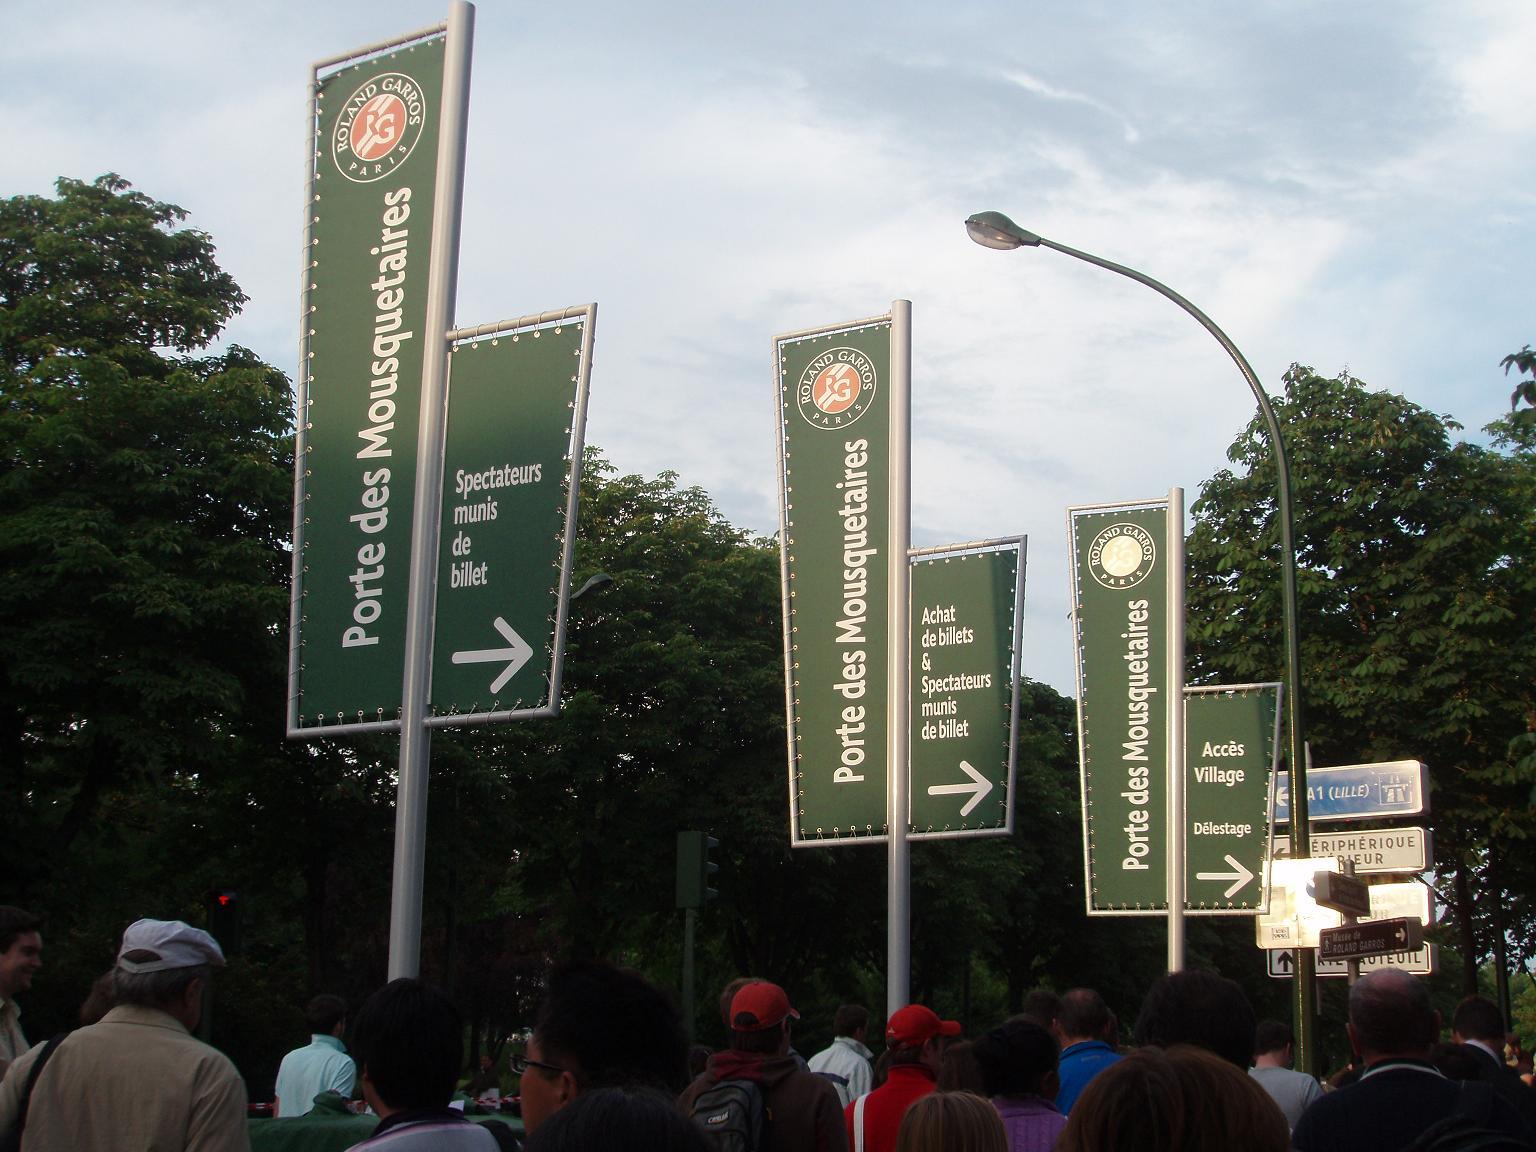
[{"left": 4, "top": 0, "right": 1532, "bottom": 695}]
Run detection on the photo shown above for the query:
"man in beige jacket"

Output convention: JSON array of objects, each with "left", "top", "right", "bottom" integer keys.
[{"left": 0, "top": 918, "right": 247, "bottom": 1151}]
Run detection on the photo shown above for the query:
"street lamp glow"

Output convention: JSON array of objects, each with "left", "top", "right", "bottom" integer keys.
[{"left": 964, "top": 211, "right": 1041, "bottom": 251}]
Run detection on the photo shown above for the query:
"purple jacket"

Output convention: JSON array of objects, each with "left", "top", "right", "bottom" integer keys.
[{"left": 993, "top": 1094, "right": 1067, "bottom": 1152}]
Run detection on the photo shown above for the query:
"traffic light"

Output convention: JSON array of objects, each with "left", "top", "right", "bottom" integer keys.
[
  {"left": 207, "top": 888, "right": 241, "bottom": 955},
  {"left": 675, "top": 831, "right": 719, "bottom": 909}
]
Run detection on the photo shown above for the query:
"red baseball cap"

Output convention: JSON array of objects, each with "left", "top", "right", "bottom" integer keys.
[
  {"left": 885, "top": 1004, "right": 962, "bottom": 1047},
  {"left": 730, "top": 981, "right": 800, "bottom": 1031}
]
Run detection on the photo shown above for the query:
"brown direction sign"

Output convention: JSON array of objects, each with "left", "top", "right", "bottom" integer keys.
[{"left": 1319, "top": 917, "right": 1425, "bottom": 961}]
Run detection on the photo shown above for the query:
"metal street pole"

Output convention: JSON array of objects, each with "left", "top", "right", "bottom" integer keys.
[
  {"left": 1167, "top": 486, "right": 1186, "bottom": 972},
  {"left": 887, "top": 300, "right": 913, "bottom": 1015},
  {"left": 388, "top": 0, "right": 475, "bottom": 980},
  {"left": 964, "top": 212, "right": 1316, "bottom": 1066}
]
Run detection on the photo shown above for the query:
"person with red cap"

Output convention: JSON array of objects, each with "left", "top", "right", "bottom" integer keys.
[
  {"left": 846, "top": 1004, "right": 960, "bottom": 1152},
  {"left": 679, "top": 979, "right": 847, "bottom": 1151}
]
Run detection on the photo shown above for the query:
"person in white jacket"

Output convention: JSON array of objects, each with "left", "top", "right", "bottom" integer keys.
[{"left": 809, "top": 1005, "right": 875, "bottom": 1107}]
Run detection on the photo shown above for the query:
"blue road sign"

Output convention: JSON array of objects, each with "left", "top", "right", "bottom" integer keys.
[{"left": 1274, "top": 760, "right": 1426, "bottom": 825}]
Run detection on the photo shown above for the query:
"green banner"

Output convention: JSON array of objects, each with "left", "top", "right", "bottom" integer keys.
[
  {"left": 776, "top": 320, "right": 892, "bottom": 844},
  {"left": 1069, "top": 503, "right": 1169, "bottom": 911},
  {"left": 1184, "top": 685, "right": 1279, "bottom": 913},
  {"left": 430, "top": 322, "right": 586, "bottom": 716},
  {"left": 908, "top": 545, "right": 1021, "bottom": 838},
  {"left": 295, "top": 37, "right": 446, "bottom": 726}
]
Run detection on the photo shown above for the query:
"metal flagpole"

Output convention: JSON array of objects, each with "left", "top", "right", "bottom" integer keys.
[
  {"left": 1166, "top": 486, "right": 1186, "bottom": 971},
  {"left": 388, "top": 0, "right": 475, "bottom": 980},
  {"left": 887, "top": 300, "right": 913, "bottom": 1014}
]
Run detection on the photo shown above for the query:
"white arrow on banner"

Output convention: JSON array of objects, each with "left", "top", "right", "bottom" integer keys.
[
  {"left": 1196, "top": 853, "right": 1256, "bottom": 899},
  {"left": 452, "top": 616, "right": 533, "bottom": 693},
  {"left": 927, "top": 760, "right": 993, "bottom": 818}
]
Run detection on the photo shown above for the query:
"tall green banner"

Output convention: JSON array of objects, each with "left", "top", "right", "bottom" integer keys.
[
  {"left": 429, "top": 316, "right": 591, "bottom": 720},
  {"left": 908, "top": 543, "right": 1023, "bottom": 839},
  {"left": 293, "top": 36, "right": 447, "bottom": 730},
  {"left": 1069, "top": 502, "right": 1170, "bottom": 912},
  {"left": 776, "top": 318, "right": 892, "bottom": 845}
]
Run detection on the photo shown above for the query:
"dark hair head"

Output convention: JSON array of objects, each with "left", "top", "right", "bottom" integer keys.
[
  {"left": 974, "top": 1019, "right": 1058, "bottom": 1098},
  {"left": 1133, "top": 970, "right": 1256, "bottom": 1069},
  {"left": 1057, "top": 1046, "right": 1287, "bottom": 1152},
  {"left": 523, "top": 1085, "right": 713, "bottom": 1152},
  {"left": 305, "top": 994, "right": 348, "bottom": 1035},
  {"left": 0, "top": 907, "right": 42, "bottom": 955},
  {"left": 1057, "top": 989, "right": 1110, "bottom": 1040},
  {"left": 1018, "top": 990, "right": 1062, "bottom": 1032},
  {"left": 895, "top": 1090, "right": 1008, "bottom": 1152},
  {"left": 834, "top": 1004, "right": 870, "bottom": 1037},
  {"left": 937, "top": 1040, "right": 987, "bottom": 1094},
  {"left": 352, "top": 978, "right": 462, "bottom": 1111},
  {"left": 1429, "top": 1042, "right": 1486, "bottom": 1081},
  {"left": 535, "top": 961, "right": 688, "bottom": 1094},
  {"left": 1451, "top": 996, "right": 1505, "bottom": 1044},
  {"left": 79, "top": 970, "right": 118, "bottom": 1026},
  {"left": 1252, "top": 1019, "right": 1292, "bottom": 1058},
  {"left": 731, "top": 1021, "right": 787, "bottom": 1055},
  {"left": 1348, "top": 970, "right": 1437, "bottom": 1057}
]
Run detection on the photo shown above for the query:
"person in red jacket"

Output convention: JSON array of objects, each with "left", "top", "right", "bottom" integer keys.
[{"left": 846, "top": 1004, "right": 960, "bottom": 1152}]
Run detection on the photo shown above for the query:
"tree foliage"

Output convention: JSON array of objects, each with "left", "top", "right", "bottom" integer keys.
[
  {"left": 1187, "top": 364, "right": 1536, "bottom": 990},
  {"left": 1504, "top": 345, "right": 1536, "bottom": 428}
]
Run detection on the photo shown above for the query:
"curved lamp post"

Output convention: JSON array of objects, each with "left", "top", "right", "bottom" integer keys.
[{"left": 965, "top": 210, "right": 1317, "bottom": 1068}]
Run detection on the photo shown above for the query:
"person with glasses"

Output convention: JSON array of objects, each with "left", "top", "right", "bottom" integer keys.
[{"left": 518, "top": 961, "right": 690, "bottom": 1137}]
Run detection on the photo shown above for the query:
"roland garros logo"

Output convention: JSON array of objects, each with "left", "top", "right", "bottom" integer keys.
[
  {"left": 331, "top": 72, "right": 427, "bottom": 183},
  {"left": 1087, "top": 522, "right": 1156, "bottom": 589},
  {"left": 795, "top": 347, "right": 878, "bottom": 430}
]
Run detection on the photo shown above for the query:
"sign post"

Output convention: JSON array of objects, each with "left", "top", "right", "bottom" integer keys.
[
  {"left": 774, "top": 304, "right": 912, "bottom": 1012},
  {"left": 907, "top": 540, "right": 1023, "bottom": 838},
  {"left": 1183, "top": 684, "right": 1281, "bottom": 912},
  {"left": 1068, "top": 500, "right": 1173, "bottom": 913},
  {"left": 428, "top": 308, "right": 596, "bottom": 723}
]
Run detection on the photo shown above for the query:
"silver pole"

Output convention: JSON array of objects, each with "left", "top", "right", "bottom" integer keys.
[
  {"left": 387, "top": 0, "right": 475, "bottom": 981},
  {"left": 1166, "top": 486, "right": 1186, "bottom": 971},
  {"left": 887, "top": 300, "right": 913, "bottom": 1014}
]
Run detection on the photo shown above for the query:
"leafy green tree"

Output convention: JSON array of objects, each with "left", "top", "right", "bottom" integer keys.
[
  {"left": 0, "top": 174, "right": 294, "bottom": 890},
  {"left": 1186, "top": 365, "right": 1536, "bottom": 992},
  {"left": 1504, "top": 345, "right": 1536, "bottom": 428}
]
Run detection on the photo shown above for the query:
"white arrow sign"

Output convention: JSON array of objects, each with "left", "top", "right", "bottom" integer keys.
[
  {"left": 1196, "top": 854, "right": 1256, "bottom": 899},
  {"left": 926, "top": 760, "right": 993, "bottom": 818},
  {"left": 452, "top": 617, "right": 534, "bottom": 694}
]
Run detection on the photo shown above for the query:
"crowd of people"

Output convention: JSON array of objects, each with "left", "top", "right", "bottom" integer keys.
[{"left": 2, "top": 903, "right": 1535, "bottom": 1151}]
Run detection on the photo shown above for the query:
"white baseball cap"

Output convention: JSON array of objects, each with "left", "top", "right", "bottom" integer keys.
[{"left": 116, "top": 919, "right": 227, "bottom": 973}]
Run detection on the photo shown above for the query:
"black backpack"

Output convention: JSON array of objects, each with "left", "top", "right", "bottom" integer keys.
[
  {"left": 687, "top": 1078, "right": 768, "bottom": 1152},
  {"left": 1398, "top": 1081, "right": 1530, "bottom": 1152}
]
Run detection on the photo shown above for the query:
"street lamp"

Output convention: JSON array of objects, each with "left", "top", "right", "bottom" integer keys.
[{"left": 965, "top": 209, "right": 1318, "bottom": 1067}]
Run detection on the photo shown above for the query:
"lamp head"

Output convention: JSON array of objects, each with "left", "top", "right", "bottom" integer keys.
[{"left": 965, "top": 211, "right": 1041, "bottom": 251}]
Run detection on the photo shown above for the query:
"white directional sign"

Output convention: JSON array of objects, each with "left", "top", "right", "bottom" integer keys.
[
  {"left": 1256, "top": 857, "right": 1343, "bottom": 949},
  {"left": 1273, "top": 827, "right": 1431, "bottom": 875},
  {"left": 1269, "top": 943, "right": 1439, "bottom": 978}
]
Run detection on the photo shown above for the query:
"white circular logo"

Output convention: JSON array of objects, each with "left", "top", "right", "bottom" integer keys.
[
  {"left": 1087, "top": 523, "right": 1156, "bottom": 588},
  {"left": 331, "top": 72, "right": 427, "bottom": 183},
  {"left": 794, "top": 347, "right": 878, "bottom": 429}
]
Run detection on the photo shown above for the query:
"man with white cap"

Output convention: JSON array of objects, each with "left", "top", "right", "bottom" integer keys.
[{"left": 0, "top": 917, "right": 247, "bottom": 1151}]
